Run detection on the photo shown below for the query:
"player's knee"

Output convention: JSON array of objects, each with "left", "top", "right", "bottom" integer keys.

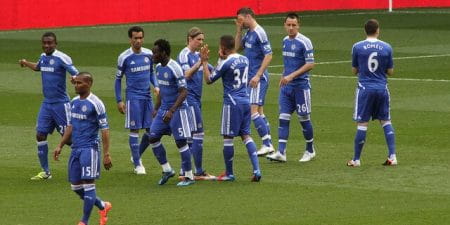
[
  {"left": 251, "top": 113, "right": 260, "bottom": 120},
  {"left": 297, "top": 114, "right": 310, "bottom": 122},
  {"left": 175, "top": 140, "right": 187, "bottom": 148},
  {"left": 148, "top": 136, "right": 161, "bottom": 144},
  {"left": 279, "top": 113, "right": 291, "bottom": 121},
  {"left": 36, "top": 133, "right": 47, "bottom": 142}
]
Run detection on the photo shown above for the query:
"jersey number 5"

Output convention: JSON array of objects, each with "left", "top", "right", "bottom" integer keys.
[
  {"left": 233, "top": 67, "right": 249, "bottom": 89},
  {"left": 368, "top": 52, "right": 379, "bottom": 73}
]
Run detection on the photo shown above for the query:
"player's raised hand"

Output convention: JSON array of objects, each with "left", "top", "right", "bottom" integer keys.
[
  {"left": 117, "top": 101, "right": 126, "bottom": 114},
  {"left": 200, "top": 44, "right": 209, "bottom": 62},
  {"left": 103, "top": 154, "right": 112, "bottom": 170},
  {"left": 235, "top": 18, "right": 244, "bottom": 32},
  {"left": 19, "top": 59, "right": 27, "bottom": 67},
  {"left": 53, "top": 146, "right": 62, "bottom": 161},
  {"left": 249, "top": 76, "right": 261, "bottom": 88}
]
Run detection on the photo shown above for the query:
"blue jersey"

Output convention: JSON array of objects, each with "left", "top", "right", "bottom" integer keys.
[
  {"left": 352, "top": 38, "right": 393, "bottom": 89},
  {"left": 155, "top": 59, "right": 187, "bottom": 110},
  {"left": 69, "top": 93, "right": 109, "bottom": 149},
  {"left": 282, "top": 33, "right": 314, "bottom": 89},
  {"left": 177, "top": 47, "right": 213, "bottom": 105},
  {"left": 241, "top": 25, "right": 272, "bottom": 81},
  {"left": 209, "top": 54, "right": 250, "bottom": 105},
  {"left": 115, "top": 47, "right": 156, "bottom": 102},
  {"left": 36, "top": 49, "right": 79, "bottom": 103}
]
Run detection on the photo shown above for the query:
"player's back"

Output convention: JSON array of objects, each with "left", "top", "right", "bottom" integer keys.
[
  {"left": 215, "top": 54, "right": 250, "bottom": 105},
  {"left": 352, "top": 38, "right": 393, "bottom": 89},
  {"left": 70, "top": 93, "right": 108, "bottom": 149},
  {"left": 243, "top": 25, "right": 272, "bottom": 79},
  {"left": 155, "top": 59, "right": 187, "bottom": 110},
  {"left": 117, "top": 47, "right": 153, "bottom": 99},
  {"left": 282, "top": 33, "right": 314, "bottom": 88},
  {"left": 37, "top": 49, "right": 79, "bottom": 103}
]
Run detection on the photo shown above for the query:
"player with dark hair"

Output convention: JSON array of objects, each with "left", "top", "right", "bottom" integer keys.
[
  {"left": 347, "top": 19, "right": 397, "bottom": 167},
  {"left": 149, "top": 39, "right": 195, "bottom": 186},
  {"left": 19, "top": 32, "right": 79, "bottom": 180},
  {"left": 235, "top": 7, "right": 275, "bottom": 156},
  {"left": 200, "top": 35, "right": 262, "bottom": 182},
  {"left": 177, "top": 27, "right": 216, "bottom": 180},
  {"left": 267, "top": 12, "right": 316, "bottom": 162},
  {"left": 115, "top": 26, "right": 158, "bottom": 175},
  {"left": 54, "top": 72, "right": 112, "bottom": 225}
]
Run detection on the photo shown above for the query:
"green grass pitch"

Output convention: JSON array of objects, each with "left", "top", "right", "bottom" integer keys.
[{"left": 1, "top": 8, "right": 450, "bottom": 225}]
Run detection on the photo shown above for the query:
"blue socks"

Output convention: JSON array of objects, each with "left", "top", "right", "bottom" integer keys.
[
  {"left": 139, "top": 132, "right": 150, "bottom": 157},
  {"left": 129, "top": 133, "right": 140, "bottom": 166},
  {"left": 244, "top": 138, "right": 260, "bottom": 174},
  {"left": 278, "top": 113, "right": 291, "bottom": 155},
  {"left": 81, "top": 184, "right": 97, "bottom": 224},
  {"left": 191, "top": 133, "right": 204, "bottom": 174},
  {"left": 151, "top": 141, "right": 168, "bottom": 165},
  {"left": 37, "top": 141, "right": 49, "bottom": 173},
  {"left": 383, "top": 122, "right": 396, "bottom": 157},
  {"left": 71, "top": 184, "right": 104, "bottom": 210},
  {"left": 353, "top": 126, "right": 367, "bottom": 160},
  {"left": 252, "top": 113, "right": 272, "bottom": 147},
  {"left": 223, "top": 139, "right": 234, "bottom": 176},
  {"left": 261, "top": 114, "right": 271, "bottom": 135},
  {"left": 300, "top": 120, "right": 314, "bottom": 153}
]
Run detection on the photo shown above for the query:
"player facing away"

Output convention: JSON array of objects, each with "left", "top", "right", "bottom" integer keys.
[
  {"left": 201, "top": 35, "right": 262, "bottom": 182},
  {"left": 267, "top": 13, "right": 316, "bottom": 163},
  {"left": 235, "top": 7, "right": 275, "bottom": 156},
  {"left": 115, "top": 26, "right": 159, "bottom": 175},
  {"left": 177, "top": 27, "right": 216, "bottom": 180},
  {"left": 19, "top": 32, "right": 79, "bottom": 180},
  {"left": 149, "top": 39, "right": 195, "bottom": 186},
  {"left": 53, "top": 72, "right": 112, "bottom": 225},
  {"left": 347, "top": 19, "right": 397, "bottom": 167}
]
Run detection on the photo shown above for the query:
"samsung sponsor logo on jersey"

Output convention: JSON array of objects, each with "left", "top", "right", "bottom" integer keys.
[
  {"left": 230, "top": 57, "right": 249, "bottom": 69},
  {"left": 41, "top": 67, "right": 55, "bottom": 72},
  {"left": 282, "top": 51, "right": 296, "bottom": 57},
  {"left": 245, "top": 42, "right": 252, "bottom": 48},
  {"left": 72, "top": 113, "right": 87, "bottom": 120},
  {"left": 130, "top": 65, "right": 150, "bottom": 73},
  {"left": 363, "top": 44, "right": 383, "bottom": 50},
  {"left": 157, "top": 79, "right": 170, "bottom": 86}
]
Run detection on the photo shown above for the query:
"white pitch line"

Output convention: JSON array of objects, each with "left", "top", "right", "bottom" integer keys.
[
  {"left": 269, "top": 73, "right": 450, "bottom": 82},
  {"left": 268, "top": 54, "right": 450, "bottom": 68}
]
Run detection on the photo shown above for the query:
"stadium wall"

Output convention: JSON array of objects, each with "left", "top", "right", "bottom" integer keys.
[{"left": 1, "top": 0, "right": 449, "bottom": 30}]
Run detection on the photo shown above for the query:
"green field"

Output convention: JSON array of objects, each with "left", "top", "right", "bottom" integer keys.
[{"left": 1, "top": 8, "right": 450, "bottom": 225}]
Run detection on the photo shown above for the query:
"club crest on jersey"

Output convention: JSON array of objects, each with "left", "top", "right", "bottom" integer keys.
[
  {"left": 130, "top": 121, "right": 135, "bottom": 126},
  {"left": 82, "top": 105, "right": 87, "bottom": 112},
  {"left": 144, "top": 57, "right": 149, "bottom": 63},
  {"left": 49, "top": 59, "right": 55, "bottom": 65},
  {"left": 291, "top": 44, "right": 296, "bottom": 50},
  {"left": 164, "top": 72, "right": 169, "bottom": 79}
]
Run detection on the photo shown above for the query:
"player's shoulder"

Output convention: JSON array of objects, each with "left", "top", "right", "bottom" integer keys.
[
  {"left": 86, "top": 93, "right": 106, "bottom": 114},
  {"left": 71, "top": 95, "right": 81, "bottom": 103},
  {"left": 294, "top": 33, "right": 313, "bottom": 50},
  {"left": 141, "top": 47, "right": 153, "bottom": 56},
  {"left": 177, "top": 47, "right": 190, "bottom": 63},
  {"left": 52, "top": 49, "right": 74, "bottom": 64},
  {"left": 117, "top": 48, "right": 133, "bottom": 64},
  {"left": 378, "top": 40, "right": 393, "bottom": 50},
  {"left": 352, "top": 40, "right": 366, "bottom": 49},
  {"left": 254, "top": 25, "right": 269, "bottom": 42},
  {"left": 168, "top": 59, "right": 183, "bottom": 75}
]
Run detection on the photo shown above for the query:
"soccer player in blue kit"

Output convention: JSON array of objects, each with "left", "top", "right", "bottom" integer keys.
[
  {"left": 266, "top": 13, "right": 316, "bottom": 162},
  {"left": 347, "top": 19, "right": 397, "bottom": 167},
  {"left": 235, "top": 7, "right": 275, "bottom": 156},
  {"left": 115, "top": 26, "right": 158, "bottom": 175},
  {"left": 53, "top": 72, "right": 112, "bottom": 225},
  {"left": 149, "top": 39, "right": 195, "bottom": 186},
  {"left": 19, "top": 32, "right": 79, "bottom": 180},
  {"left": 201, "top": 35, "right": 262, "bottom": 182},
  {"left": 177, "top": 27, "right": 216, "bottom": 180}
]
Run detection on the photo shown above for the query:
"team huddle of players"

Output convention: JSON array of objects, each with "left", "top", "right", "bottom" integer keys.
[{"left": 19, "top": 7, "right": 397, "bottom": 225}]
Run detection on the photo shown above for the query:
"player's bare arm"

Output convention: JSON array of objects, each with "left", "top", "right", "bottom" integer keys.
[
  {"left": 117, "top": 101, "right": 126, "bottom": 114},
  {"left": 101, "top": 128, "right": 112, "bottom": 170},
  {"left": 18, "top": 59, "right": 39, "bottom": 71},
  {"left": 280, "top": 62, "right": 315, "bottom": 87},
  {"left": 235, "top": 19, "right": 244, "bottom": 51},
  {"left": 53, "top": 125, "right": 73, "bottom": 161},
  {"left": 250, "top": 53, "right": 272, "bottom": 87},
  {"left": 387, "top": 68, "right": 394, "bottom": 76}
]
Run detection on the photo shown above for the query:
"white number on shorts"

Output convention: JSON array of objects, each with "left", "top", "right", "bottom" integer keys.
[
  {"left": 368, "top": 52, "right": 379, "bottom": 73},
  {"left": 178, "top": 128, "right": 184, "bottom": 137},
  {"left": 82, "top": 166, "right": 91, "bottom": 177},
  {"left": 297, "top": 104, "right": 307, "bottom": 113}
]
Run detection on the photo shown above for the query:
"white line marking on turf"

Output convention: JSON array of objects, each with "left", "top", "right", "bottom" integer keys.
[
  {"left": 268, "top": 54, "right": 450, "bottom": 68},
  {"left": 270, "top": 73, "right": 450, "bottom": 82}
]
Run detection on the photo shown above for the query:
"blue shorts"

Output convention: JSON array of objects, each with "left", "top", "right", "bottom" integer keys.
[
  {"left": 68, "top": 145, "right": 101, "bottom": 183},
  {"left": 149, "top": 108, "right": 191, "bottom": 140},
  {"left": 36, "top": 102, "right": 71, "bottom": 135},
  {"left": 188, "top": 104, "right": 203, "bottom": 133},
  {"left": 249, "top": 79, "right": 268, "bottom": 106},
  {"left": 353, "top": 87, "right": 391, "bottom": 122},
  {"left": 221, "top": 103, "right": 251, "bottom": 137},
  {"left": 279, "top": 86, "right": 311, "bottom": 116},
  {"left": 125, "top": 99, "right": 153, "bottom": 129}
]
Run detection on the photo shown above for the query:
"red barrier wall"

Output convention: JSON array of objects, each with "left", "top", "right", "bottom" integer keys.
[{"left": 1, "top": 0, "right": 449, "bottom": 30}]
